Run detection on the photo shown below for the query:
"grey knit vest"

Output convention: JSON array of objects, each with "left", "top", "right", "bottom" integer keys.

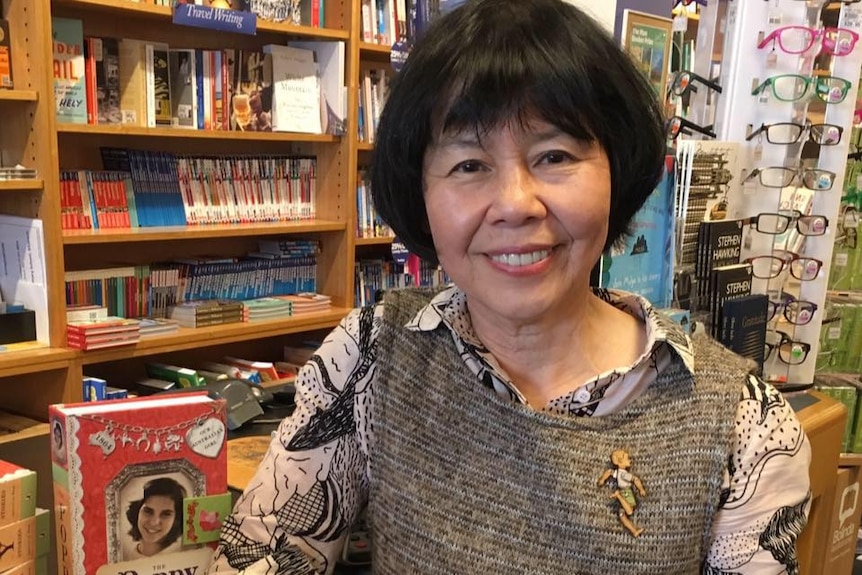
[{"left": 370, "top": 288, "right": 747, "bottom": 575}]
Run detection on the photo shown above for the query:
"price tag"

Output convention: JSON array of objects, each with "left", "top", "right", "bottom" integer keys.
[
  {"left": 835, "top": 253, "right": 849, "bottom": 266},
  {"left": 743, "top": 180, "right": 757, "bottom": 195},
  {"left": 828, "top": 325, "right": 842, "bottom": 340},
  {"left": 767, "top": 11, "right": 782, "bottom": 26}
]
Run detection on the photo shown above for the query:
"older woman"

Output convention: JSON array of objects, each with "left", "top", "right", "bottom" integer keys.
[{"left": 209, "top": 1, "right": 811, "bottom": 573}]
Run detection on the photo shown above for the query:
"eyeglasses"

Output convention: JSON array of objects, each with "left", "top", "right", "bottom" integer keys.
[
  {"left": 757, "top": 26, "right": 859, "bottom": 56},
  {"left": 764, "top": 331, "right": 811, "bottom": 365},
  {"left": 743, "top": 166, "right": 836, "bottom": 190},
  {"left": 766, "top": 294, "right": 818, "bottom": 325},
  {"left": 666, "top": 116, "right": 716, "bottom": 140},
  {"left": 752, "top": 74, "right": 852, "bottom": 104},
  {"left": 745, "top": 210, "right": 829, "bottom": 236},
  {"left": 746, "top": 122, "right": 843, "bottom": 146},
  {"left": 744, "top": 250, "right": 823, "bottom": 280},
  {"left": 669, "top": 70, "right": 723, "bottom": 97}
]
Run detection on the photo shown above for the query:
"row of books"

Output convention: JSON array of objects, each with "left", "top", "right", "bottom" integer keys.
[
  {"left": 356, "top": 168, "right": 394, "bottom": 239},
  {"left": 360, "top": 0, "right": 440, "bottom": 47},
  {"left": 0, "top": 457, "right": 49, "bottom": 574},
  {"left": 52, "top": 18, "right": 345, "bottom": 134},
  {"left": 355, "top": 258, "right": 449, "bottom": 307},
  {"left": 60, "top": 149, "right": 318, "bottom": 229},
  {"left": 65, "top": 255, "right": 319, "bottom": 320},
  {"left": 358, "top": 68, "right": 390, "bottom": 144},
  {"left": 50, "top": 393, "right": 229, "bottom": 573}
]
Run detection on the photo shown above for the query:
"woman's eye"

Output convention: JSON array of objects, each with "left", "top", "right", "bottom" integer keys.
[
  {"left": 451, "top": 160, "right": 485, "bottom": 174},
  {"left": 539, "top": 151, "right": 573, "bottom": 165}
]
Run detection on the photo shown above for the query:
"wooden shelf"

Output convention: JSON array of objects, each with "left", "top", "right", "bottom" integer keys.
[
  {"left": 0, "top": 346, "right": 76, "bottom": 379},
  {"left": 840, "top": 453, "right": 862, "bottom": 466},
  {"left": 0, "top": 423, "right": 50, "bottom": 447},
  {"left": 56, "top": 123, "right": 341, "bottom": 142},
  {"left": 63, "top": 220, "right": 346, "bottom": 244},
  {"left": 0, "top": 179, "right": 44, "bottom": 192},
  {"left": 360, "top": 42, "right": 392, "bottom": 59},
  {"left": 76, "top": 308, "right": 352, "bottom": 365},
  {"left": 355, "top": 236, "right": 394, "bottom": 246},
  {"left": 0, "top": 90, "right": 38, "bottom": 102},
  {"left": 53, "top": 0, "right": 349, "bottom": 39},
  {"left": 357, "top": 141, "right": 374, "bottom": 151}
]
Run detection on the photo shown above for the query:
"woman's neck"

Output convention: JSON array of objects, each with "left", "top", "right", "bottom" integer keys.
[{"left": 470, "top": 290, "right": 647, "bottom": 408}]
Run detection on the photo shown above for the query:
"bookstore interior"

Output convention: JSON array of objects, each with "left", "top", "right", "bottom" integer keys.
[{"left": 4, "top": 0, "right": 862, "bottom": 572}]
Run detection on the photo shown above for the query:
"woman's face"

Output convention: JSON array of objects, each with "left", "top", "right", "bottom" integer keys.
[
  {"left": 423, "top": 118, "right": 611, "bottom": 326},
  {"left": 137, "top": 494, "right": 176, "bottom": 548}
]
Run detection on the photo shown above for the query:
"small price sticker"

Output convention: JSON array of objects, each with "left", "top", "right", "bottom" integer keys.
[
  {"left": 835, "top": 253, "right": 849, "bottom": 266},
  {"left": 829, "top": 325, "right": 842, "bottom": 340}
]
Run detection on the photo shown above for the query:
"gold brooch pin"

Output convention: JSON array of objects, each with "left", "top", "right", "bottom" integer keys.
[{"left": 598, "top": 449, "right": 646, "bottom": 537}]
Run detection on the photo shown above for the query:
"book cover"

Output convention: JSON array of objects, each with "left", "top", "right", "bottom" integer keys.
[
  {"left": 228, "top": 50, "right": 273, "bottom": 132},
  {"left": 288, "top": 40, "right": 347, "bottom": 135},
  {"left": 52, "top": 18, "right": 87, "bottom": 124},
  {"left": 148, "top": 43, "right": 172, "bottom": 126},
  {"left": 696, "top": 219, "right": 743, "bottom": 311},
  {"left": 49, "top": 394, "right": 229, "bottom": 575},
  {"left": 118, "top": 38, "right": 149, "bottom": 125},
  {"left": 94, "top": 37, "right": 121, "bottom": 124},
  {"left": 719, "top": 293, "right": 768, "bottom": 375},
  {"left": 265, "top": 44, "right": 321, "bottom": 134},
  {"left": 0, "top": 20, "right": 13, "bottom": 89},
  {"left": 168, "top": 49, "right": 197, "bottom": 128},
  {"left": 0, "top": 460, "right": 37, "bottom": 528},
  {"left": 598, "top": 155, "right": 675, "bottom": 307},
  {"left": 709, "top": 262, "right": 752, "bottom": 336}
]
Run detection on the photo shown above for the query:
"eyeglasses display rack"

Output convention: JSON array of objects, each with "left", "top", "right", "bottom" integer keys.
[{"left": 688, "top": 0, "right": 862, "bottom": 387}]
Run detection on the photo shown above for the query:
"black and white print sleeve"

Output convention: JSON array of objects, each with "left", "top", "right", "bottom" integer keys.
[
  {"left": 704, "top": 375, "right": 812, "bottom": 575},
  {"left": 207, "top": 305, "right": 381, "bottom": 575}
]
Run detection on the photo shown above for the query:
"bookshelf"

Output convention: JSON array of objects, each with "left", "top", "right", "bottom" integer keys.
[{"left": 0, "top": 0, "right": 374, "bottom": 454}]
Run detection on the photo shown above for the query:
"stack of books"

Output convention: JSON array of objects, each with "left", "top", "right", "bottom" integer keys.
[
  {"left": 242, "top": 297, "right": 293, "bottom": 322},
  {"left": 66, "top": 316, "right": 140, "bottom": 350},
  {"left": 283, "top": 293, "right": 332, "bottom": 315},
  {"left": 0, "top": 460, "right": 50, "bottom": 574},
  {"left": 168, "top": 300, "right": 243, "bottom": 328},
  {"left": 138, "top": 317, "right": 180, "bottom": 338},
  {"left": 0, "top": 165, "right": 38, "bottom": 181}
]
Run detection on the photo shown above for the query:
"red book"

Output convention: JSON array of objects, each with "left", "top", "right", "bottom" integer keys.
[{"left": 50, "top": 393, "right": 230, "bottom": 575}]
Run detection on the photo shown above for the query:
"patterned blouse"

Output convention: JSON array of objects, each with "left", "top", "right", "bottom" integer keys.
[{"left": 208, "top": 287, "right": 812, "bottom": 575}]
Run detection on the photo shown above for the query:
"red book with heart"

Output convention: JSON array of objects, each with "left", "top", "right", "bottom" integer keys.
[{"left": 49, "top": 392, "right": 230, "bottom": 575}]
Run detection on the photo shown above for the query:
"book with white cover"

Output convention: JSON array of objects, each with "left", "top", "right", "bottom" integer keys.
[
  {"left": 288, "top": 40, "right": 346, "bottom": 135},
  {"left": 263, "top": 44, "right": 322, "bottom": 134}
]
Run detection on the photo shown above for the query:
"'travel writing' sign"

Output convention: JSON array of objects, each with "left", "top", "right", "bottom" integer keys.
[{"left": 173, "top": 3, "right": 257, "bottom": 35}]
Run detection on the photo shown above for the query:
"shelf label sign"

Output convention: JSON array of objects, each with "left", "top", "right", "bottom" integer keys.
[{"left": 172, "top": 3, "right": 257, "bottom": 36}]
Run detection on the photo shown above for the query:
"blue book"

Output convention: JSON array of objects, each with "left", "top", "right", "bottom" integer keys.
[
  {"left": 52, "top": 18, "right": 87, "bottom": 124},
  {"left": 599, "top": 156, "right": 675, "bottom": 307}
]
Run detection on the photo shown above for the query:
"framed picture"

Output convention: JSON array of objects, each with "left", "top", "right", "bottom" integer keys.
[{"left": 621, "top": 10, "right": 674, "bottom": 99}]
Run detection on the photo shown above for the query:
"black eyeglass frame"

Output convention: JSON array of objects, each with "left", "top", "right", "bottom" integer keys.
[
  {"left": 745, "top": 121, "right": 844, "bottom": 145},
  {"left": 666, "top": 116, "right": 717, "bottom": 140},
  {"left": 764, "top": 330, "right": 812, "bottom": 365},
  {"left": 743, "top": 209, "right": 829, "bottom": 236},
  {"left": 669, "top": 70, "right": 723, "bottom": 97}
]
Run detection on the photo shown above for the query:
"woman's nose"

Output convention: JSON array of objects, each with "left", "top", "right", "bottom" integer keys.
[{"left": 486, "top": 164, "right": 546, "bottom": 224}]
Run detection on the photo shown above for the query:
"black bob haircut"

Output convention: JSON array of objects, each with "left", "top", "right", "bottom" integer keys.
[
  {"left": 370, "top": 0, "right": 666, "bottom": 266},
  {"left": 126, "top": 476, "right": 186, "bottom": 549}
]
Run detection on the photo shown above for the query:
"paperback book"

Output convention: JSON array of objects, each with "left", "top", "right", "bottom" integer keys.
[
  {"left": 0, "top": 19, "right": 12, "bottom": 89},
  {"left": 50, "top": 393, "right": 230, "bottom": 575},
  {"left": 52, "top": 18, "right": 87, "bottom": 124}
]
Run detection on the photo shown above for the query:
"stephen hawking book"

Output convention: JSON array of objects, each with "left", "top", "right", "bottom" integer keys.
[
  {"left": 50, "top": 393, "right": 231, "bottom": 575},
  {"left": 719, "top": 293, "right": 768, "bottom": 374},
  {"left": 709, "top": 262, "right": 752, "bottom": 337},
  {"left": 52, "top": 18, "right": 87, "bottom": 124},
  {"left": 695, "top": 219, "right": 743, "bottom": 311}
]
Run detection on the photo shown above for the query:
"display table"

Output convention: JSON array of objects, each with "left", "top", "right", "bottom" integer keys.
[{"left": 792, "top": 389, "right": 848, "bottom": 575}]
